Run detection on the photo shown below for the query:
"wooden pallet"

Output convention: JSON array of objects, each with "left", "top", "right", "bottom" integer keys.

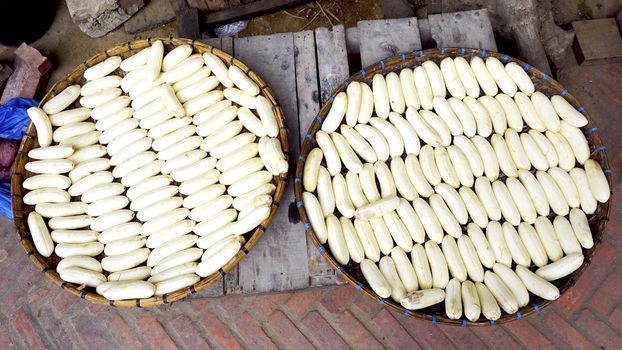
[{"left": 191, "top": 10, "right": 496, "bottom": 296}]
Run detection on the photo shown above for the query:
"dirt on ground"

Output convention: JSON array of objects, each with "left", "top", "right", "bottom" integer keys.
[{"left": 241, "top": 0, "right": 385, "bottom": 37}]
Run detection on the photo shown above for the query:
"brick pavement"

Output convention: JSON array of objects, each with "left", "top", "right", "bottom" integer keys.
[{"left": 0, "top": 54, "right": 620, "bottom": 350}]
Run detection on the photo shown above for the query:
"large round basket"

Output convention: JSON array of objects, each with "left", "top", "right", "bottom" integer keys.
[
  {"left": 294, "top": 48, "right": 611, "bottom": 325},
  {"left": 11, "top": 37, "right": 289, "bottom": 307}
]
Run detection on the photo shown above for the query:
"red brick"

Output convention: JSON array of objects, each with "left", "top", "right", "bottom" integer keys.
[
  {"left": 0, "top": 324, "right": 16, "bottom": 349},
  {"left": 171, "top": 315, "right": 212, "bottom": 350},
  {"left": 250, "top": 293, "right": 290, "bottom": 319},
  {"left": 284, "top": 288, "right": 323, "bottom": 319},
  {"left": 302, "top": 311, "right": 349, "bottom": 349},
  {"left": 86, "top": 301, "right": 105, "bottom": 316},
  {"left": 136, "top": 314, "right": 178, "bottom": 350},
  {"left": 352, "top": 293, "right": 383, "bottom": 317},
  {"left": 438, "top": 325, "right": 488, "bottom": 350},
  {"left": 42, "top": 312, "right": 85, "bottom": 350},
  {"left": 14, "top": 43, "right": 52, "bottom": 74},
  {"left": 588, "top": 263, "right": 622, "bottom": 315},
  {"left": 471, "top": 326, "right": 523, "bottom": 350},
  {"left": 371, "top": 309, "right": 422, "bottom": 349},
  {"left": 333, "top": 310, "right": 384, "bottom": 350},
  {"left": 13, "top": 308, "right": 47, "bottom": 349},
  {"left": 319, "top": 286, "right": 356, "bottom": 314},
  {"left": 575, "top": 309, "right": 622, "bottom": 349},
  {"left": 217, "top": 294, "right": 249, "bottom": 316},
  {"left": 608, "top": 307, "right": 622, "bottom": 333},
  {"left": 199, "top": 310, "right": 243, "bottom": 350},
  {"left": 107, "top": 312, "right": 143, "bottom": 350},
  {"left": 403, "top": 315, "right": 456, "bottom": 350},
  {"left": 53, "top": 291, "right": 77, "bottom": 315},
  {"left": 73, "top": 312, "right": 114, "bottom": 349},
  {"left": 266, "top": 310, "right": 314, "bottom": 349},
  {"left": 503, "top": 318, "right": 557, "bottom": 350},
  {"left": 557, "top": 242, "right": 619, "bottom": 315},
  {"left": 234, "top": 312, "right": 277, "bottom": 349},
  {"left": 539, "top": 310, "right": 593, "bottom": 349}
]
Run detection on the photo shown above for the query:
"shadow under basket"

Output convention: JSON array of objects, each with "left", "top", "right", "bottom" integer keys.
[
  {"left": 11, "top": 37, "right": 289, "bottom": 307},
  {"left": 294, "top": 48, "right": 612, "bottom": 325}
]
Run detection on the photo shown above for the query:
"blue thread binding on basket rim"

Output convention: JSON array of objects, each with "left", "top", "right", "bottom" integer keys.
[
  {"left": 419, "top": 50, "right": 424, "bottom": 57},
  {"left": 604, "top": 168, "right": 613, "bottom": 174},
  {"left": 517, "top": 311, "right": 522, "bottom": 320},
  {"left": 336, "top": 266, "right": 343, "bottom": 274},
  {"left": 356, "top": 282, "right": 363, "bottom": 290},
  {"left": 490, "top": 320, "right": 495, "bottom": 326},
  {"left": 303, "top": 222, "right": 311, "bottom": 230},
  {"left": 361, "top": 68, "right": 366, "bottom": 77},
  {"left": 596, "top": 145, "right": 606, "bottom": 152},
  {"left": 432, "top": 315, "right": 437, "bottom": 324},
  {"left": 344, "top": 80, "right": 349, "bottom": 87},
  {"left": 481, "top": 48, "right": 487, "bottom": 57},
  {"left": 315, "top": 115, "right": 322, "bottom": 122},
  {"left": 533, "top": 304, "right": 540, "bottom": 312},
  {"left": 543, "top": 73, "right": 549, "bottom": 80},
  {"left": 380, "top": 59, "right": 385, "bottom": 70},
  {"left": 404, "top": 309, "right": 410, "bottom": 317},
  {"left": 401, "top": 52, "right": 406, "bottom": 62},
  {"left": 378, "top": 298, "right": 385, "bottom": 305},
  {"left": 328, "top": 95, "right": 334, "bottom": 102},
  {"left": 589, "top": 127, "right": 598, "bottom": 133},
  {"left": 561, "top": 89, "right": 568, "bottom": 96},
  {"left": 441, "top": 47, "right": 445, "bottom": 54},
  {"left": 317, "top": 246, "right": 325, "bottom": 253},
  {"left": 298, "top": 155, "right": 305, "bottom": 161},
  {"left": 294, "top": 177, "right": 301, "bottom": 183},
  {"left": 460, "top": 47, "right": 465, "bottom": 55},
  {"left": 503, "top": 54, "right": 509, "bottom": 62},
  {"left": 523, "top": 63, "right": 531, "bottom": 71},
  {"left": 305, "top": 133, "right": 312, "bottom": 139},
  {"left": 296, "top": 201, "right": 303, "bottom": 207},
  {"left": 578, "top": 106, "right": 585, "bottom": 112},
  {"left": 462, "top": 319, "right": 467, "bottom": 327}
]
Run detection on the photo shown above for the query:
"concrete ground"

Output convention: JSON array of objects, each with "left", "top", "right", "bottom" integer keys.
[{"left": 0, "top": 1, "right": 621, "bottom": 349}]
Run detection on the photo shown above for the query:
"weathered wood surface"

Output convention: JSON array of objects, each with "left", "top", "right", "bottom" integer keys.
[
  {"left": 315, "top": 25, "right": 350, "bottom": 104},
  {"left": 572, "top": 18, "right": 622, "bottom": 65},
  {"left": 428, "top": 9, "right": 497, "bottom": 51},
  {"left": 193, "top": 14, "right": 497, "bottom": 295},
  {"left": 170, "top": 0, "right": 200, "bottom": 39},
  {"left": 358, "top": 18, "right": 422, "bottom": 66},
  {"left": 233, "top": 33, "right": 310, "bottom": 293},
  {"left": 203, "top": 0, "right": 311, "bottom": 26}
]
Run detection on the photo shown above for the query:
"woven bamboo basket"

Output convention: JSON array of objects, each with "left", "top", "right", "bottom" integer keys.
[
  {"left": 11, "top": 37, "right": 289, "bottom": 307},
  {"left": 294, "top": 48, "right": 612, "bottom": 325}
]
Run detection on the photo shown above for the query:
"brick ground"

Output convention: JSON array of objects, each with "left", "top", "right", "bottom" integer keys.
[{"left": 1, "top": 41, "right": 621, "bottom": 350}]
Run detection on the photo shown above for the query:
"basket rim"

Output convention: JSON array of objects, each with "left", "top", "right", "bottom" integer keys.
[
  {"left": 293, "top": 47, "right": 612, "bottom": 326},
  {"left": 11, "top": 37, "right": 290, "bottom": 307}
]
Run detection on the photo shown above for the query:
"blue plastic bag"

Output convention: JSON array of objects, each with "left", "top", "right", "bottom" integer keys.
[{"left": 0, "top": 97, "right": 38, "bottom": 219}]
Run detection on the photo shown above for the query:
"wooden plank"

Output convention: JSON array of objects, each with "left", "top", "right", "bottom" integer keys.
[
  {"left": 204, "top": 0, "right": 311, "bottom": 26},
  {"left": 357, "top": 18, "right": 422, "bottom": 67},
  {"left": 572, "top": 18, "right": 622, "bottom": 65},
  {"left": 417, "top": 18, "right": 435, "bottom": 49},
  {"left": 293, "top": 30, "right": 337, "bottom": 286},
  {"left": 232, "top": 32, "right": 310, "bottom": 293},
  {"left": 315, "top": 25, "right": 349, "bottom": 103},
  {"left": 428, "top": 9, "right": 497, "bottom": 51},
  {"left": 124, "top": 0, "right": 176, "bottom": 34},
  {"left": 345, "top": 27, "right": 360, "bottom": 54},
  {"left": 169, "top": 0, "right": 200, "bottom": 39},
  {"left": 201, "top": 37, "right": 222, "bottom": 48}
]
